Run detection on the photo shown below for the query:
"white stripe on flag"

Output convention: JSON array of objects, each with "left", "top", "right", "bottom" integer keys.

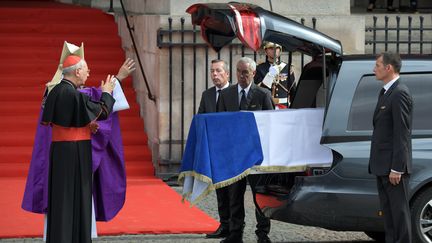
[{"left": 252, "top": 108, "right": 333, "bottom": 170}]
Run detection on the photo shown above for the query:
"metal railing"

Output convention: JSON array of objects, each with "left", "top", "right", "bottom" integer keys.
[
  {"left": 118, "top": 0, "right": 156, "bottom": 101},
  {"left": 366, "top": 15, "right": 432, "bottom": 54}
]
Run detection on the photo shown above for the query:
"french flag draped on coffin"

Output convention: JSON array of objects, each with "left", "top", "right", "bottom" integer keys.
[{"left": 179, "top": 108, "right": 333, "bottom": 204}]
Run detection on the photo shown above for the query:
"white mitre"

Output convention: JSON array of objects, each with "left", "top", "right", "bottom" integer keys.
[{"left": 46, "top": 41, "right": 84, "bottom": 93}]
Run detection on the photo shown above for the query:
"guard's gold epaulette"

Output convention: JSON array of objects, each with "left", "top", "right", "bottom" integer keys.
[{"left": 257, "top": 61, "right": 265, "bottom": 65}]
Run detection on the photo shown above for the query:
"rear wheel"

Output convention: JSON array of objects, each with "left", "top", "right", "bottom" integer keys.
[
  {"left": 364, "top": 231, "right": 385, "bottom": 242},
  {"left": 411, "top": 187, "right": 432, "bottom": 243}
]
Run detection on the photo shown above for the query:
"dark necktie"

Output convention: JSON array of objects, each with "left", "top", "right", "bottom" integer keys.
[
  {"left": 379, "top": 88, "right": 386, "bottom": 97},
  {"left": 216, "top": 89, "right": 221, "bottom": 110},
  {"left": 378, "top": 88, "right": 386, "bottom": 101},
  {"left": 239, "top": 89, "right": 247, "bottom": 110},
  {"left": 374, "top": 88, "right": 386, "bottom": 122}
]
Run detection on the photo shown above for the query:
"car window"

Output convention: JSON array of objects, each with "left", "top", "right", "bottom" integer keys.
[
  {"left": 348, "top": 73, "right": 432, "bottom": 131},
  {"left": 290, "top": 62, "right": 328, "bottom": 109}
]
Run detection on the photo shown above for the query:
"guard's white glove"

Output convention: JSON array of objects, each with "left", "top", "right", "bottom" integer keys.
[{"left": 268, "top": 65, "right": 279, "bottom": 77}]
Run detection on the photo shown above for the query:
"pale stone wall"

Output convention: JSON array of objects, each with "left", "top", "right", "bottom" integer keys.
[
  {"left": 307, "top": 16, "right": 365, "bottom": 55},
  {"left": 98, "top": 0, "right": 349, "bottom": 15},
  {"left": 59, "top": 0, "right": 432, "bottom": 12},
  {"left": 116, "top": 14, "right": 162, "bottom": 168},
  {"left": 152, "top": 0, "right": 351, "bottom": 16}
]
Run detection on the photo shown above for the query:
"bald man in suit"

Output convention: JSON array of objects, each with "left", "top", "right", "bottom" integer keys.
[
  {"left": 218, "top": 57, "right": 274, "bottom": 243},
  {"left": 369, "top": 52, "right": 413, "bottom": 243}
]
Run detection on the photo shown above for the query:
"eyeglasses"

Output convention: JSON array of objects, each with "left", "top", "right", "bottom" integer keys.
[{"left": 237, "top": 69, "right": 252, "bottom": 77}]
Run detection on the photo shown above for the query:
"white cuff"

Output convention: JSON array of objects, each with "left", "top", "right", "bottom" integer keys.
[{"left": 391, "top": 169, "right": 404, "bottom": 174}]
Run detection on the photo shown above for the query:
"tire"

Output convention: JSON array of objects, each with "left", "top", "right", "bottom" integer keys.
[
  {"left": 364, "top": 231, "right": 385, "bottom": 242},
  {"left": 411, "top": 187, "right": 432, "bottom": 243}
]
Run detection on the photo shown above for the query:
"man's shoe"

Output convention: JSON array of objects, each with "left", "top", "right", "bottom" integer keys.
[
  {"left": 206, "top": 225, "right": 229, "bottom": 239},
  {"left": 220, "top": 233, "right": 243, "bottom": 243},
  {"left": 257, "top": 234, "right": 272, "bottom": 243}
]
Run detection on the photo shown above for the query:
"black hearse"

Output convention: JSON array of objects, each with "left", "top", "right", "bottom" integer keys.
[{"left": 187, "top": 2, "right": 432, "bottom": 242}]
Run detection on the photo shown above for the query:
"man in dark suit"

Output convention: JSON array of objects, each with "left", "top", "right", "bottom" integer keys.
[
  {"left": 198, "top": 59, "right": 231, "bottom": 239},
  {"left": 369, "top": 52, "right": 413, "bottom": 243},
  {"left": 218, "top": 57, "right": 274, "bottom": 243},
  {"left": 198, "top": 59, "right": 230, "bottom": 114}
]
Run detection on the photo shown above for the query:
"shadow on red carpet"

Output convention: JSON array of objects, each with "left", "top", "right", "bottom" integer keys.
[{"left": 0, "top": 178, "right": 218, "bottom": 238}]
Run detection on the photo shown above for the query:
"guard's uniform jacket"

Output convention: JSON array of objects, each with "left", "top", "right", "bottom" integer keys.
[{"left": 254, "top": 60, "right": 296, "bottom": 107}]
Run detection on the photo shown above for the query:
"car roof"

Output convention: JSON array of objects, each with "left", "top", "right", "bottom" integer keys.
[{"left": 186, "top": 2, "right": 343, "bottom": 56}]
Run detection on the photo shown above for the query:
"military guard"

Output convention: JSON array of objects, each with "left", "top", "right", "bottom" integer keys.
[{"left": 254, "top": 42, "right": 296, "bottom": 109}]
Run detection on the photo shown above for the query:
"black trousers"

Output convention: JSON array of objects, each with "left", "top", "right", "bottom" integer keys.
[
  {"left": 217, "top": 178, "right": 246, "bottom": 233},
  {"left": 216, "top": 175, "right": 271, "bottom": 235},
  {"left": 376, "top": 175, "right": 412, "bottom": 243},
  {"left": 47, "top": 141, "right": 92, "bottom": 243},
  {"left": 216, "top": 187, "right": 231, "bottom": 229},
  {"left": 248, "top": 174, "right": 271, "bottom": 236}
]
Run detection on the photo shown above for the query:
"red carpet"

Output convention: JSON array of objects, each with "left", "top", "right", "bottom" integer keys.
[
  {"left": 0, "top": 0, "right": 218, "bottom": 238},
  {"left": 0, "top": 178, "right": 217, "bottom": 238}
]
